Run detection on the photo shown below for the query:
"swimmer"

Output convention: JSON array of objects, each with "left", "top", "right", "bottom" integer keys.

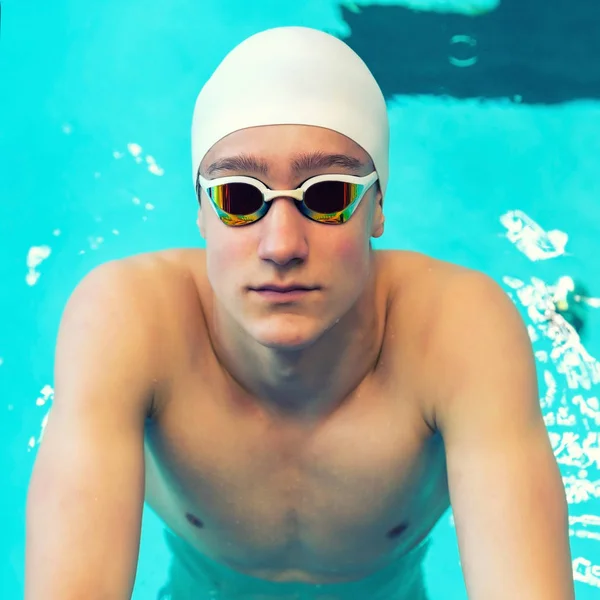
[{"left": 26, "top": 27, "right": 574, "bottom": 600}]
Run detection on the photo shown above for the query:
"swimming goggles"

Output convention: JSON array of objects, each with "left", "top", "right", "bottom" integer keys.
[{"left": 197, "top": 171, "right": 379, "bottom": 227}]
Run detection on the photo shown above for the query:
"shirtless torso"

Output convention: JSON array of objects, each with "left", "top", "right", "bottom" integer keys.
[{"left": 141, "top": 248, "right": 452, "bottom": 597}]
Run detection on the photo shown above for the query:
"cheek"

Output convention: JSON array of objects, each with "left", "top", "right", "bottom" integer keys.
[
  {"left": 320, "top": 233, "right": 371, "bottom": 298},
  {"left": 205, "top": 227, "right": 253, "bottom": 286},
  {"left": 329, "top": 228, "right": 371, "bottom": 267},
  {"left": 335, "top": 239, "right": 362, "bottom": 265}
]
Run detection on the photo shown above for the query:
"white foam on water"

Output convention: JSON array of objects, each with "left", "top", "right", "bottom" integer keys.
[
  {"left": 119, "top": 143, "right": 165, "bottom": 176},
  {"left": 88, "top": 236, "right": 104, "bottom": 250},
  {"left": 500, "top": 210, "right": 569, "bottom": 261},
  {"left": 35, "top": 385, "right": 54, "bottom": 407},
  {"left": 29, "top": 387, "right": 53, "bottom": 451},
  {"left": 148, "top": 163, "right": 164, "bottom": 176},
  {"left": 127, "top": 143, "right": 143, "bottom": 157},
  {"left": 26, "top": 245, "right": 51, "bottom": 286},
  {"left": 505, "top": 274, "right": 600, "bottom": 428},
  {"left": 573, "top": 557, "right": 600, "bottom": 588},
  {"left": 27, "top": 246, "right": 51, "bottom": 269},
  {"left": 570, "top": 515, "right": 600, "bottom": 542},
  {"left": 26, "top": 272, "right": 40, "bottom": 287},
  {"left": 503, "top": 212, "right": 599, "bottom": 586}
]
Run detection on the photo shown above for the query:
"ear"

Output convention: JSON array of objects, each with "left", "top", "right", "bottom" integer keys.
[{"left": 370, "top": 187, "right": 384, "bottom": 239}]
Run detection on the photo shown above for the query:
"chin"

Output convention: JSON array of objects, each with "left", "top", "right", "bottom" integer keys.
[{"left": 245, "top": 313, "right": 329, "bottom": 351}]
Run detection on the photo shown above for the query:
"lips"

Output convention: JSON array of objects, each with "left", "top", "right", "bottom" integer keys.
[
  {"left": 253, "top": 285, "right": 317, "bottom": 293},
  {"left": 248, "top": 284, "right": 320, "bottom": 302}
]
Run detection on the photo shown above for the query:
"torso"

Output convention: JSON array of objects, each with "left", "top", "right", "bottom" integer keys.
[{"left": 141, "top": 248, "right": 455, "bottom": 594}]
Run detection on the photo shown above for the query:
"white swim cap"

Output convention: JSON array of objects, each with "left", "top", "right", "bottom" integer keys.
[{"left": 191, "top": 26, "right": 390, "bottom": 196}]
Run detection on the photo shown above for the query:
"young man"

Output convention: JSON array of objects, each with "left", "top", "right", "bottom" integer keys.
[{"left": 26, "top": 27, "right": 574, "bottom": 600}]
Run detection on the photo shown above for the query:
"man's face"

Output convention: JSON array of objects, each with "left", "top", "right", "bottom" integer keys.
[{"left": 198, "top": 124, "right": 385, "bottom": 350}]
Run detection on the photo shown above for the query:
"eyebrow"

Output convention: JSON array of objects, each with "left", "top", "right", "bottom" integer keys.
[
  {"left": 204, "top": 151, "right": 366, "bottom": 177},
  {"left": 205, "top": 154, "right": 270, "bottom": 177},
  {"left": 292, "top": 152, "right": 366, "bottom": 173}
]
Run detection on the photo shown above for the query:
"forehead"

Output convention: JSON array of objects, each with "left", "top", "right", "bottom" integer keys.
[{"left": 200, "top": 124, "right": 372, "bottom": 173}]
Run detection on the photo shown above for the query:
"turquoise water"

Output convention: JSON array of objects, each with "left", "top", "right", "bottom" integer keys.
[{"left": 1, "top": 0, "right": 599, "bottom": 598}]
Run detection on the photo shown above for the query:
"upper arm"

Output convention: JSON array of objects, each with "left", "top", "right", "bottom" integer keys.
[
  {"left": 435, "top": 272, "right": 574, "bottom": 600},
  {"left": 26, "top": 261, "right": 158, "bottom": 600}
]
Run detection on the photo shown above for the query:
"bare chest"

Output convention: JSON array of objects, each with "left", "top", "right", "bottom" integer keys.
[{"left": 144, "top": 377, "right": 449, "bottom": 577}]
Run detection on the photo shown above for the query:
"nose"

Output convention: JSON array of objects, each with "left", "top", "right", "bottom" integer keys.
[{"left": 256, "top": 197, "right": 308, "bottom": 267}]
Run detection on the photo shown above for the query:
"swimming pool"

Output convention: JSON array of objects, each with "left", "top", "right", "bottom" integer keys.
[{"left": 1, "top": 0, "right": 599, "bottom": 597}]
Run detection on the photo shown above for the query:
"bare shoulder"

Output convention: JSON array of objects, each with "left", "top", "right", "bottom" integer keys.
[
  {"left": 376, "top": 250, "right": 515, "bottom": 421},
  {"left": 373, "top": 249, "right": 463, "bottom": 397},
  {"left": 66, "top": 248, "right": 209, "bottom": 366},
  {"left": 376, "top": 249, "right": 507, "bottom": 330},
  {"left": 375, "top": 249, "right": 470, "bottom": 330},
  {"left": 70, "top": 249, "right": 205, "bottom": 315},
  {"left": 376, "top": 248, "right": 477, "bottom": 286}
]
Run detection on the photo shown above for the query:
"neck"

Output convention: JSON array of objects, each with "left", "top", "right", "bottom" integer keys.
[{"left": 209, "top": 274, "right": 384, "bottom": 421}]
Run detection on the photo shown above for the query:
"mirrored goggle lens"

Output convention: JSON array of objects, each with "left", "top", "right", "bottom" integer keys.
[
  {"left": 209, "top": 182, "right": 262, "bottom": 215},
  {"left": 210, "top": 180, "right": 360, "bottom": 216},
  {"left": 304, "top": 181, "right": 359, "bottom": 214}
]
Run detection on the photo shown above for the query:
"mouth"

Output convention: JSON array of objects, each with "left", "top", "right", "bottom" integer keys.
[
  {"left": 249, "top": 284, "right": 320, "bottom": 301},
  {"left": 253, "top": 285, "right": 318, "bottom": 293}
]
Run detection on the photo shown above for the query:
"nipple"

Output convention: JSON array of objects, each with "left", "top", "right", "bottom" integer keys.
[{"left": 186, "top": 512, "right": 204, "bottom": 528}]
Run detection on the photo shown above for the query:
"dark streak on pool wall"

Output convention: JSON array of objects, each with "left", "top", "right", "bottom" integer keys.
[{"left": 338, "top": 0, "right": 600, "bottom": 104}]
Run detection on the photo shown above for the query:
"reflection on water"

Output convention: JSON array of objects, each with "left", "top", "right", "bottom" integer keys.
[
  {"left": 341, "top": 0, "right": 600, "bottom": 103},
  {"left": 502, "top": 209, "right": 600, "bottom": 591}
]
